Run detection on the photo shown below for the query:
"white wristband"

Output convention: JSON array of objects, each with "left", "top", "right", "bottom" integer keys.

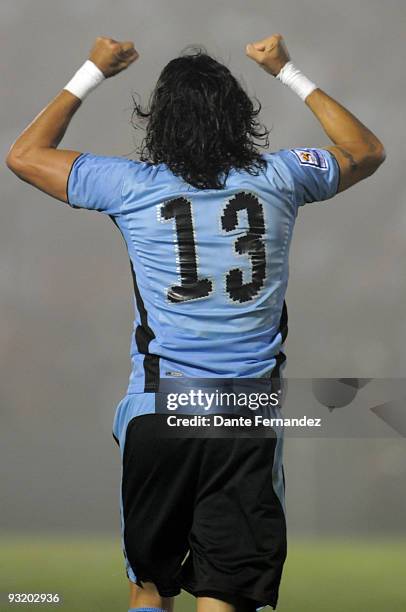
[
  {"left": 276, "top": 61, "right": 317, "bottom": 102},
  {"left": 64, "top": 60, "right": 105, "bottom": 101}
]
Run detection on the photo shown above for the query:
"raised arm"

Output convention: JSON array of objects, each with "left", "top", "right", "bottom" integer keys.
[
  {"left": 246, "top": 34, "right": 386, "bottom": 193},
  {"left": 305, "top": 89, "right": 386, "bottom": 192},
  {"left": 6, "top": 37, "right": 138, "bottom": 202}
]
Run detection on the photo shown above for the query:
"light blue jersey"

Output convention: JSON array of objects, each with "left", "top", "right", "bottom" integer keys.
[{"left": 67, "top": 147, "right": 339, "bottom": 394}]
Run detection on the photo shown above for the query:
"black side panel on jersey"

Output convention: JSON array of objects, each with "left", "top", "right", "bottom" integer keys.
[
  {"left": 271, "top": 301, "right": 288, "bottom": 379},
  {"left": 129, "top": 259, "right": 160, "bottom": 391},
  {"left": 109, "top": 215, "right": 160, "bottom": 392}
]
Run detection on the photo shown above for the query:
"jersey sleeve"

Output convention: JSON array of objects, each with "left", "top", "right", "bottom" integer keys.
[
  {"left": 66, "top": 153, "right": 134, "bottom": 215},
  {"left": 277, "top": 148, "right": 340, "bottom": 206}
]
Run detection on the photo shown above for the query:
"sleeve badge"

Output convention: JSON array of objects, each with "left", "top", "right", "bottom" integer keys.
[{"left": 291, "top": 148, "right": 328, "bottom": 170}]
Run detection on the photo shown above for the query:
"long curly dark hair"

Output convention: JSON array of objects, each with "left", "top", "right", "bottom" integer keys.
[{"left": 131, "top": 46, "right": 270, "bottom": 190}]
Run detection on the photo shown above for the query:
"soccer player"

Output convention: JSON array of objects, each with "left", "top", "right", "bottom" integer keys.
[{"left": 6, "top": 33, "right": 385, "bottom": 612}]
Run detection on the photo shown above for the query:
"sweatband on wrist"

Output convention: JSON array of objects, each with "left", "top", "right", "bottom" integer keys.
[
  {"left": 63, "top": 60, "right": 105, "bottom": 101},
  {"left": 276, "top": 61, "right": 317, "bottom": 102}
]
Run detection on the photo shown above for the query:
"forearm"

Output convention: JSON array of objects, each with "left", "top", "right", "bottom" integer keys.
[
  {"left": 6, "top": 59, "right": 106, "bottom": 198},
  {"left": 8, "top": 56, "right": 108, "bottom": 162},
  {"left": 8, "top": 91, "right": 81, "bottom": 157},
  {"left": 304, "top": 87, "right": 385, "bottom": 191},
  {"left": 6, "top": 91, "right": 83, "bottom": 201},
  {"left": 305, "top": 88, "right": 384, "bottom": 156}
]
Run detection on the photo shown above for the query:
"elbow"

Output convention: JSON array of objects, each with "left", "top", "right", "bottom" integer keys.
[
  {"left": 363, "top": 141, "right": 387, "bottom": 178},
  {"left": 6, "top": 146, "right": 30, "bottom": 177},
  {"left": 374, "top": 142, "right": 387, "bottom": 168}
]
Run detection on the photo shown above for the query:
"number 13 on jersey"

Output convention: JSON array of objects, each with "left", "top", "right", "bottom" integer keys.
[{"left": 160, "top": 191, "right": 267, "bottom": 305}]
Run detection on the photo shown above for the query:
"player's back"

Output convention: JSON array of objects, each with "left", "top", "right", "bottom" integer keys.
[{"left": 67, "top": 147, "right": 340, "bottom": 392}]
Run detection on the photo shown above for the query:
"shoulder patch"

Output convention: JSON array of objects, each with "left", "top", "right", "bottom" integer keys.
[{"left": 291, "top": 148, "right": 328, "bottom": 170}]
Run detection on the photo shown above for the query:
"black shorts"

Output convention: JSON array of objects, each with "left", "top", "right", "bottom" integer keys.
[{"left": 119, "top": 412, "right": 287, "bottom": 611}]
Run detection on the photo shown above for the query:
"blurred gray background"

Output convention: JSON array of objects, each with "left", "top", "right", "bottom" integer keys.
[{"left": 1, "top": 0, "right": 405, "bottom": 534}]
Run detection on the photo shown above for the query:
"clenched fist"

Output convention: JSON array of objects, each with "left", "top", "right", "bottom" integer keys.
[
  {"left": 246, "top": 34, "right": 290, "bottom": 77},
  {"left": 89, "top": 37, "right": 139, "bottom": 78}
]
